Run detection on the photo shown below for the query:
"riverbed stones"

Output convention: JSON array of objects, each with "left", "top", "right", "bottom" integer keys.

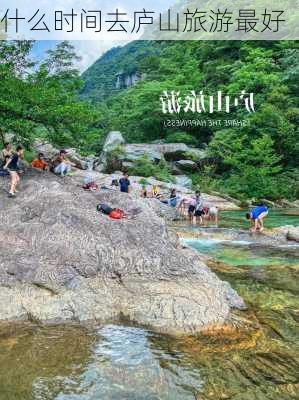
[{"left": 0, "top": 170, "right": 245, "bottom": 334}]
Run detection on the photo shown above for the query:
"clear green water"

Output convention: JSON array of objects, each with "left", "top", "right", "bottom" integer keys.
[
  {"left": 220, "top": 209, "right": 299, "bottom": 229},
  {"left": 0, "top": 211, "right": 299, "bottom": 400}
]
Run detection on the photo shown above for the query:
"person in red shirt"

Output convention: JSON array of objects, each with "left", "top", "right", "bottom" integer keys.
[{"left": 31, "top": 153, "right": 49, "bottom": 171}]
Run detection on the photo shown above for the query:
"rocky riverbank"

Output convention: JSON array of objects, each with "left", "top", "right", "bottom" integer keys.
[{"left": 0, "top": 169, "right": 245, "bottom": 335}]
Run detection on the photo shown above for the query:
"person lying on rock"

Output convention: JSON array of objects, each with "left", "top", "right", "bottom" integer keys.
[
  {"left": 246, "top": 205, "right": 268, "bottom": 232},
  {"left": 119, "top": 173, "right": 131, "bottom": 193},
  {"left": 31, "top": 153, "right": 49, "bottom": 171},
  {"left": 160, "top": 188, "right": 180, "bottom": 207},
  {"left": 3, "top": 145, "right": 24, "bottom": 198},
  {"left": 52, "top": 150, "right": 75, "bottom": 177}
]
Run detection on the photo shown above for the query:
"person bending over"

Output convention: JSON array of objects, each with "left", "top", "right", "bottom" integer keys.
[
  {"left": 246, "top": 205, "right": 268, "bottom": 232},
  {"left": 4, "top": 145, "right": 24, "bottom": 198}
]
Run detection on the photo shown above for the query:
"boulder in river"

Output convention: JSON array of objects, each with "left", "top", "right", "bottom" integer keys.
[
  {"left": 271, "top": 225, "right": 299, "bottom": 243},
  {"left": 0, "top": 170, "right": 245, "bottom": 335}
]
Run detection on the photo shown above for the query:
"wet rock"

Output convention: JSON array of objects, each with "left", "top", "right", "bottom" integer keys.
[
  {"left": 270, "top": 226, "right": 299, "bottom": 243},
  {"left": 0, "top": 171, "right": 244, "bottom": 335}
]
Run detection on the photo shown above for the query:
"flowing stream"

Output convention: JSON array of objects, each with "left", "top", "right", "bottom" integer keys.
[{"left": 0, "top": 210, "right": 299, "bottom": 400}]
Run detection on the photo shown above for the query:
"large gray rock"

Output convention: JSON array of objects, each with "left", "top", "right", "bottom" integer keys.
[
  {"left": 174, "top": 175, "right": 193, "bottom": 189},
  {"left": 175, "top": 160, "right": 198, "bottom": 172},
  {"left": 123, "top": 144, "right": 164, "bottom": 163},
  {"left": 33, "top": 140, "right": 58, "bottom": 160},
  {"left": 98, "top": 132, "right": 207, "bottom": 173},
  {"left": 0, "top": 170, "right": 244, "bottom": 335},
  {"left": 33, "top": 140, "right": 91, "bottom": 170},
  {"left": 271, "top": 225, "right": 299, "bottom": 242},
  {"left": 102, "top": 131, "right": 125, "bottom": 153}
]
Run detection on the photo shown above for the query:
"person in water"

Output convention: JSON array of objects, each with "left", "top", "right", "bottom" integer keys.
[
  {"left": 3, "top": 145, "right": 24, "bottom": 197},
  {"left": 119, "top": 173, "right": 131, "bottom": 193},
  {"left": 189, "top": 191, "right": 205, "bottom": 224},
  {"left": 246, "top": 205, "right": 268, "bottom": 232},
  {"left": 31, "top": 153, "right": 49, "bottom": 171}
]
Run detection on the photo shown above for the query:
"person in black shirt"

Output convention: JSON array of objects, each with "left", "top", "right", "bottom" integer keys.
[
  {"left": 4, "top": 145, "right": 24, "bottom": 198},
  {"left": 119, "top": 173, "right": 131, "bottom": 193}
]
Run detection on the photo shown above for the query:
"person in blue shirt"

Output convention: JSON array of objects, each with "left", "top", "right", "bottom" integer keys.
[
  {"left": 246, "top": 205, "right": 268, "bottom": 232},
  {"left": 119, "top": 173, "right": 131, "bottom": 193}
]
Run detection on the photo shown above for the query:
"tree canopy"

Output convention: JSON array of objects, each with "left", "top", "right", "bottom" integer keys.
[{"left": 0, "top": 40, "right": 99, "bottom": 150}]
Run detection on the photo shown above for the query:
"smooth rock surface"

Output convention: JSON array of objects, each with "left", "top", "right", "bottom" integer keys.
[{"left": 0, "top": 170, "right": 244, "bottom": 334}]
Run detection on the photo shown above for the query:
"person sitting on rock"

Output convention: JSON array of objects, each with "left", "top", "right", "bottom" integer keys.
[
  {"left": 3, "top": 145, "right": 24, "bottom": 198},
  {"left": 160, "top": 188, "right": 179, "bottom": 207},
  {"left": 119, "top": 173, "right": 131, "bottom": 193},
  {"left": 0, "top": 142, "right": 13, "bottom": 169},
  {"left": 31, "top": 153, "right": 49, "bottom": 171},
  {"left": 52, "top": 150, "right": 73, "bottom": 177},
  {"left": 140, "top": 184, "right": 147, "bottom": 198},
  {"left": 246, "top": 205, "right": 268, "bottom": 232}
]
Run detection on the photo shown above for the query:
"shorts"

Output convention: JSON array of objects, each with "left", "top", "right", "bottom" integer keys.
[
  {"left": 195, "top": 209, "right": 205, "bottom": 217},
  {"left": 188, "top": 205, "right": 195, "bottom": 214}
]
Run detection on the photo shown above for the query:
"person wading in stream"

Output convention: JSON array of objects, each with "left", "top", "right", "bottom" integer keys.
[
  {"left": 246, "top": 205, "right": 269, "bottom": 232},
  {"left": 3, "top": 145, "right": 24, "bottom": 198}
]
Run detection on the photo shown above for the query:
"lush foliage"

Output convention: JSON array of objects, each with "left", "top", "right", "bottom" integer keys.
[
  {"left": 1, "top": 39, "right": 298, "bottom": 201},
  {"left": 81, "top": 40, "right": 299, "bottom": 200},
  {"left": 0, "top": 41, "right": 99, "bottom": 150}
]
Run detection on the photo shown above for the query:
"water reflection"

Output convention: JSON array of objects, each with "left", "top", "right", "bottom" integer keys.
[{"left": 0, "top": 324, "right": 203, "bottom": 400}]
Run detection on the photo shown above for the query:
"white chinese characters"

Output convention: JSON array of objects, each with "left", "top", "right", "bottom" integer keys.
[{"left": 160, "top": 90, "right": 255, "bottom": 114}]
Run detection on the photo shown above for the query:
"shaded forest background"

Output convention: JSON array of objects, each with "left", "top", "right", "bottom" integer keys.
[{"left": 0, "top": 40, "right": 298, "bottom": 201}]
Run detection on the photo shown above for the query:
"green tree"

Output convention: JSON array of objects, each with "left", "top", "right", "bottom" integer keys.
[{"left": 0, "top": 40, "right": 100, "bottom": 149}]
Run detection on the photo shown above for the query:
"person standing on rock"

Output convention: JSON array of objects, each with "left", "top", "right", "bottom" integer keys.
[
  {"left": 246, "top": 205, "right": 268, "bottom": 232},
  {"left": 3, "top": 145, "right": 24, "bottom": 198},
  {"left": 119, "top": 173, "right": 131, "bottom": 193}
]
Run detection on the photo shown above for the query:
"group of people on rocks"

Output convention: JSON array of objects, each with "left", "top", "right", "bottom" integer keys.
[
  {"left": 0, "top": 143, "right": 75, "bottom": 197},
  {"left": 0, "top": 142, "right": 268, "bottom": 231},
  {"left": 111, "top": 173, "right": 269, "bottom": 230}
]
